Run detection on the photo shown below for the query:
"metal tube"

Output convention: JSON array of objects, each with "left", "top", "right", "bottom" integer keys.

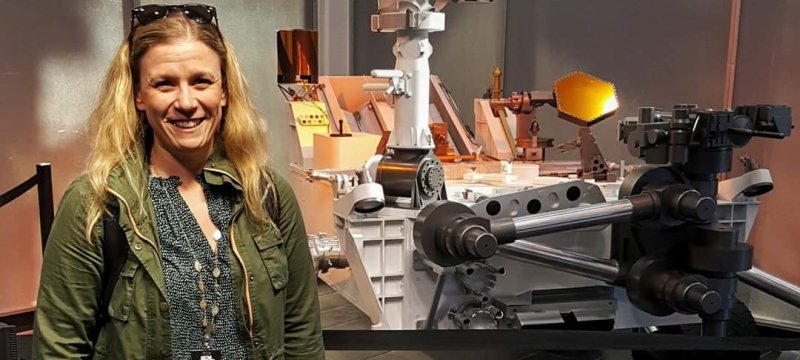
[
  {"left": 723, "top": 0, "right": 742, "bottom": 109},
  {"left": 391, "top": 29, "right": 434, "bottom": 149},
  {"left": 498, "top": 241, "right": 620, "bottom": 283},
  {"left": 512, "top": 199, "right": 635, "bottom": 239},
  {"left": 36, "top": 163, "right": 54, "bottom": 253},
  {"left": 739, "top": 267, "right": 800, "bottom": 309}
]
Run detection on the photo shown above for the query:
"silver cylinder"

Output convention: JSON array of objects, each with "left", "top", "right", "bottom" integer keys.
[
  {"left": 740, "top": 267, "right": 800, "bottom": 309},
  {"left": 498, "top": 241, "right": 620, "bottom": 283},
  {"left": 512, "top": 199, "right": 635, "bottom": 238}
]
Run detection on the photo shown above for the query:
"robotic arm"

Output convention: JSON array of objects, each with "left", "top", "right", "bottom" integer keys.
[
  {"left": 414, "top": 103, "right": 793, "bottom": 336},
  {"left": 363, "top": 0, "right": 493, "bottom": 208}
]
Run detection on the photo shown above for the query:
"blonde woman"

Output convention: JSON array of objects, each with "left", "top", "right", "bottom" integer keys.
[{"left": 33, "top": 4, "right": 323, "bottom": 359}]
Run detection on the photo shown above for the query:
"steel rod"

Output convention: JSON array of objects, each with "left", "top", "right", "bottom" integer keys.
[
  {"left": 512, "top": 199, "right": 635, "bottom": 239},
  {"left": 498, "top": 241, "right": 620, "bottom": 283},
  {"left": 739, "top": 266, "right": 800, "bottom": 309}
]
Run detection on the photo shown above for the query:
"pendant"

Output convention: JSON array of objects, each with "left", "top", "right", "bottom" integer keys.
[
  {"left": 200, "top": 299, "right": 208, "bottom": 310},
  {"left": 211, "top": 304, "right": 219, "bottom": 316},
  {"left": 213, "top": 229, "right": 222, "bottom": 241},
  {"left": 190, "top": 349, "right": 221, "bottom": 360},
  {"left": 198, "top": 279, "right": 205, "bottom": 292},
  {"left": 194, "top": 260, "right": 202, "bottom": 272},
  {"left": 212, "top": 267, "right": 221, "bottom": 278}
]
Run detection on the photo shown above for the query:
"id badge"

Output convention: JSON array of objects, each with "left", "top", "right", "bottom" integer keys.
[{"left": 190, "top": 349, "right": 222, "bottom": 360}]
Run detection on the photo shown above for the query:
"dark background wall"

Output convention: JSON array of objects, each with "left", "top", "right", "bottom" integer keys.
[
  {"left": 732, "top": 0, "right": 800, "bottom": 284},
  {"left": 503, "top": 0, "right": 731, "bottom": 163}
]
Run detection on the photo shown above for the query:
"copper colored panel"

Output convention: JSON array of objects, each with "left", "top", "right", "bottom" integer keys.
[
  {"left": 553, "top": 71, "right": 619, "bottom": 126},
  {"left": 430, "top": 123, "right": 451, "bottom": 156},
  {"left": 277, "top": 29, "right": 318, "bottom": 84}
]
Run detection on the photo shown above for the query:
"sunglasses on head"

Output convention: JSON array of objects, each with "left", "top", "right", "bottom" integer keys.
[{"left": 129, "top": 4, "right": 222, "bottom": 49}]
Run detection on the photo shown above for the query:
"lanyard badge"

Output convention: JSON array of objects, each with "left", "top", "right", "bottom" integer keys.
[{"left": 191, "top": 349, "right": 222, "bottom": 360}]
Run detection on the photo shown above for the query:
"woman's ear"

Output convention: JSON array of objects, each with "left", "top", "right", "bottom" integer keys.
[{"left": 135, "top": 90, "right": 145, "bottom": 111}]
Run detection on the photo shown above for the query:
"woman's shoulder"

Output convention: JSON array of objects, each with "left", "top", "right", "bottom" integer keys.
[
  {"left": 267, "top": 167, "right": 287, "bottom": 186},
  {"left": 266, "top": 168, "right": 297, "bottom": 199},
  {"left": 63, "top": 174, "right": 92, "bottom": 195},
  {"left": 59, "top": 174, "right": 95, "bottom": 208}
]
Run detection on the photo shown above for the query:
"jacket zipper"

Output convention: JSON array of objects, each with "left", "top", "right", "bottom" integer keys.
[
  {"left": 227, "top": 206, "right": 254, "bottom": 338},
  {"left": 204, "top": 167, "right": 255, "bottom": 338}
]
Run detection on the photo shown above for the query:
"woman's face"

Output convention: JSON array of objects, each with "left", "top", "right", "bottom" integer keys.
[{"left": 135, "top": 39, "right": 226, "bottom": 160}]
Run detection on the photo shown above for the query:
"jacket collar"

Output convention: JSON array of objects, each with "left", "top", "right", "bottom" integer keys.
[
  {"left": 202, "top": 146, "right": 245, "bottom": 191},
  {"left": 107, "top": 142, "right": 244, "bottom": 213}
]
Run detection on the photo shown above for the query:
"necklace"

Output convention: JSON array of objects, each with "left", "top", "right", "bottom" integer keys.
[{"left": 155, "top": 177, "right": 222, "bottom": 351}]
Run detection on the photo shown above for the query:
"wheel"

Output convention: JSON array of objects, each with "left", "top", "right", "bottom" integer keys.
[{"left": 631, "top": 299, "right": 760, "bottom": 360}]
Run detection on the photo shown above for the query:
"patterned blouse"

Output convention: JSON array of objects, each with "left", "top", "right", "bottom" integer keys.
[{"left": 148, "top": 175, "right": 248, "bottom": 359}]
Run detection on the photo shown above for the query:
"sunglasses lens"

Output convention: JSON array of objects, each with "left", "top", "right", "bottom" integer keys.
[
  {"left": 182, "top": 5, "right": 215, "bottom": 24},
  {"left": 134, "top": 5, "right": 170, "bottom": 25}
]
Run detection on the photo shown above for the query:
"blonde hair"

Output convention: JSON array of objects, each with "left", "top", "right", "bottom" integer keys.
[{"left": 84, "top": 13, "right": 272, "bottom": 239}]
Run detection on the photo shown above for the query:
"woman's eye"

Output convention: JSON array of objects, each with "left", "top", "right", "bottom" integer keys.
[
  {"left": 154, "top": 81, "right": 173, "bottom": 89},
  {"left": 195, "top": 78, "right": 213, "bottom": 87}
]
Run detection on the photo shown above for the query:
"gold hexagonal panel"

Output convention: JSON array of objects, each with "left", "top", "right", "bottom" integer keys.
[{"left": 554, "top": 71, "right": 619, "bottom": 126}]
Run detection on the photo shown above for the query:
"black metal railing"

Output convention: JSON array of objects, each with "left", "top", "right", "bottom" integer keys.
[
  {"left": 0, "top": 163, "right": 54, "bottom": 332},
  {"left": 0, "top": 163, "right": 54, "bottom": 254},
  {"left": 322, "top": 329, "right": 800, "bottom": 352}
]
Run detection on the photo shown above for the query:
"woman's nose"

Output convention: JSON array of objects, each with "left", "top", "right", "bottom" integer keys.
[{"left": 175, "top": 85, "right": 198, "bottom": 112}]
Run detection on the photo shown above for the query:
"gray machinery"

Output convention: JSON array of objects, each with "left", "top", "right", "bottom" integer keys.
[
  {"left": 0, "top": 323, "right": 17, "bottom": 360},
  {"left": 414, "top": 104, "right": 796, "bottom": 337}
]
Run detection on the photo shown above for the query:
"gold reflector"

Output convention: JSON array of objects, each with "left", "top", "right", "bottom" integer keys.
[{"left": 554, "top": 71, "right": 618, "bottom": 126}]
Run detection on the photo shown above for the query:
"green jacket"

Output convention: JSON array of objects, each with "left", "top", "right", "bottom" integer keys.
[{"left": 33, "top": 151, "right": 324, "bottom": 359}]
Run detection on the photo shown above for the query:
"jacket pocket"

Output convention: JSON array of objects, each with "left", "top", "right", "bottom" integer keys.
[
  {"left": 253, "top": 227, "right": 288, "bottom": 291},
  {"left": 269, "top": 347, "right": 285, "bottom": 360},
  {"left": 106, "top": 258, "right": 139, "bottom": 322}
]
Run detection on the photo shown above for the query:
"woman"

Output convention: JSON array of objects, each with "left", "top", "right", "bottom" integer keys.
[{"left": 33, "top": 4, "right": 324, "bottom": 359}]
